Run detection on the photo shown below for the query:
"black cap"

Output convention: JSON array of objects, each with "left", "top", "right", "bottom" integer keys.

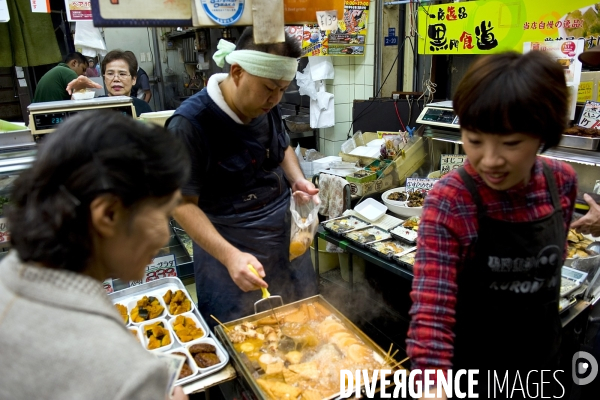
[{"left": 579, "top": 45, "right": 600, "bottom": 67}]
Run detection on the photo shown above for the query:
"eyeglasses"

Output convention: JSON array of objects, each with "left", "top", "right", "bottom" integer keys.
[{"left": 104, "top": 72, "right": 131, "bottom": 80}]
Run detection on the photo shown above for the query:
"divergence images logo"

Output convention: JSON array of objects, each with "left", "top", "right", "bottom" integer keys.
[{"left": 572, "top": 351, "right": 598, "bottom": 386}]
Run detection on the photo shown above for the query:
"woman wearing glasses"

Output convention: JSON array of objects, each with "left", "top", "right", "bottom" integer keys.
[{"left": 101, "top": 50, "right": 152, "bottom": 116}]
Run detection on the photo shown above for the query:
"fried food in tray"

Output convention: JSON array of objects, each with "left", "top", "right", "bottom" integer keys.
[
  {"left": 163, "top": 289, "right": 192, "bottom": 315},
  {"left": 567, "top": 228, "right": 595, "bottom": 259},
  {"left": 323, "top": 216, "right": 370, "bottom": 235},
  {"left": 226, "top": 303, "right": 384, "bottom": 400},
  {"left": 386, "top": 191, "right": 407, "bottom": 201},
  {"left": 564, "top": 126, "right": 600, "bottom": 138},
  {"left": 368, "top": 239, "right": 405, "bottom": 258},
  {"left": 130, "top": 296, "right": 165, "bottom": 323},
  {"left": 406, "top": 190, "right": 426, "bottom": 207},
  {"left": 189, "top": 343, "right": 221, "bottom": 368},
  {"left": 344, "top": 226, "right": 391, "bottom": 245},
  {"left": 144, "top": 320, "right": 172, "bottom": 350},
  {"left": 115, "top": 303, "right": 129, "bottom": 324},
  {"left": 402, "top": 216, "right": 420, "bottom": 230},
  {"left": 173, "top": 351, "right": 195, "bottom": 380},
  {"left": 172, "top": 315, "right": 205, "bottom": 343}
]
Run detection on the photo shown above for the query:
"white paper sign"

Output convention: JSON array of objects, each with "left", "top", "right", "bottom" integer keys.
[
  {"left": 30, "top": 0, "right": 50, "bottom": 13},
  {"left": 405, "top": 178, "right": 439, "bottom": 193},
  {"left": 0, "top": 0, "right": 9, "bottom": 22},
  {"left": 65, "top": 0, "right": 92, "bottom": 21},
  {"left": 102, "top": 278, "right": 114, "bottom": 294},
  {"left": 578, "top": 100, "right": 600, "bottom": 129},
  {"left": 130, "top": 254, "right": 177, "bottom": 287},
  {"left": 0, "top": 217, "right": 9, "bottom": 244},
  {"left": 440, "top": 154, "right": 466, "bottom": 176},
  {"left": 316, "top": 10, "right": 338, "bottom": 31}
]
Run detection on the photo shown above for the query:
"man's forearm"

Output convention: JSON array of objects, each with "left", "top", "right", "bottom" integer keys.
[{"left": 143, "top": 90, "right": 152, "bottom": 102}]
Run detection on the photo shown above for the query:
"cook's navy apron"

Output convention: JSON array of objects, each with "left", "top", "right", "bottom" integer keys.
[
  {"left": 194, "top": 190, "right": 317, "bottom": 327},
  {"left": 453, "top": 164, "right": 565, "bottom": 397}
]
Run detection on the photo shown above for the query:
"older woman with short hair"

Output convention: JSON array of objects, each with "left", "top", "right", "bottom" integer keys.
[{"left": 0, "top": 111, "right": 190, "bottom": 400}]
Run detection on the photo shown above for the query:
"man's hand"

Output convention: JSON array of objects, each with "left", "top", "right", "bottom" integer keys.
[
  {"left": 224, "top": 251, "right": 269, "bottom": 292},
  {"left": 571, "top": 193, "right": 600, "bottom": 236},
  {"left": 170, "top": 386, "right": 188, "bottom": 400},
  {"left": 66, "top": 75, "right": 102, "bottom": 95}
]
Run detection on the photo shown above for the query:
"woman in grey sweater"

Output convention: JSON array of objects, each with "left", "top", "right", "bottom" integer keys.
[{"left": 0, "top": 111, "right": 190, "bottom": 400}]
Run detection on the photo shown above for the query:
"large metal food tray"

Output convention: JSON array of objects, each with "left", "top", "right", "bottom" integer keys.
[
  {"left": 558, "top": 134, "right": 600, "bottom": 150},
  {"left": 108, "top": 277, "right": 229, "bottom": 386},
  {"left": 214, "top": 295, "right": 399, "bottom": 400}
]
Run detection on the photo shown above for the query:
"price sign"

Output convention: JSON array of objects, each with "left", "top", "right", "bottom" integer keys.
[
  {"left": 0, "top": 217, "right": 9, "bottom": 244},
  {"left": 316, "top": 10, "right": 338, "bottom": 31},
  {"left": 440, "top": 154, "right": 467, "bottom": 176},
  {"left": 103, "top": 278, "right": 114, "bottom": 294},
  {"left": 578, "top": 100, "right": 600, "bottom": 129},
  {"left": 405, "top": 177, "right": 439, "bottom": 193},
  {"left": 130, "top": 254, "right": 177, "bottom": 287}
]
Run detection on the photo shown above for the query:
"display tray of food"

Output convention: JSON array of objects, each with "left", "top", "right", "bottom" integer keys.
[
  {"left": 321, "top": 215, "right": 371, "bottom": 237},
  {"left": 389, "top": 217, "right": 420, "bottom": 244},
  {"left": 367, "top": 239, "right": 407, "bottom": 259},
  {"left": 393, "top": 248, "right": 417, "bottom": 268},
  {"left": 108, "top": 277, "right": 229, "bottom": 386},
  {"left": 214, "top": 295, "right": 403, "bottom": 400},
  {"left": 343, "top": 225, "right": 392, "bottom": 247}
]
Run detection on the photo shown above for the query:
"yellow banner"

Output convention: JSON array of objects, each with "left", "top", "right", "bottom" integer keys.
[{"left": 418, "top": 1, "right": 600, "bottom": 54}]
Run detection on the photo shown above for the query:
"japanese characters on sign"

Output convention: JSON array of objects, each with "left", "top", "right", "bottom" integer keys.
[
  {"left": 301, "top": 0, "right": 369, "bottom": 57},
  {"left": 130, "top": 254, "right": 178, "bottom": 287},
  {"left": 65, "top": 0, "right": 92, "bottom": 21},
  {"left": 405, "top": 178, "right": 439, "bottom": 193},
  {"left": 577, "top": 100, "right": 600, "bottom": 129},
  {"left": 30, "top": 0, "right": 50, "bottom": 13},
  {"left": 418, "top": 1, "right": 600, "bottom": 55},
  {"left": 440, "top": 154, "right": 466, "bottom": 177}
]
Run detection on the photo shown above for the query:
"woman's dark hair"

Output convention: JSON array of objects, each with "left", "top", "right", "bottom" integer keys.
[
  {"left": 8, "top": 111, "right": 190, "bottom": 272},
  {"left": 101, "top": 49, "right": 138, "bottom": 77},
  {"left": 236, "top": 27, "right": 301, "bottom": 58},
  {"left": 453, "top": 51, "right": 569, "bottom": 151}
]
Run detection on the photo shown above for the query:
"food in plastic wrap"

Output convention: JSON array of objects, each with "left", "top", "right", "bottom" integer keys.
[
  {"left": 567, "top": 228, "right": 594, "bottom": 259},
  {"left": 289, "top": 191, "right": 319, "bottom": 261},
  {"left": 398, "top": 251, "right": 416, "bottom": 266},
  {"left": 163, "top": 289, "right": 192, "bottom": 315},
  {"left": 145, "top": 321, "right": 172, "bottom": 350},
  {"left": 131, "top": 296, "right": 164, "bottom": 323},
  {"left": 369, "top": 240, "right": 405, "bottom": 257},
  {"left": 324, "top": 216, "right": 370, "bottom": 234},
  {"left": 345, "top": 226, "right": 391, "bottom": 244},
  {"left": 172, "top": 315, "right": 204, "bottom": 343},
  {"left": 390, "top": 224, "right": 418, "bottom": 243},
  {"left": 115, "top": 303, "right": 128, "bottom": 324}
]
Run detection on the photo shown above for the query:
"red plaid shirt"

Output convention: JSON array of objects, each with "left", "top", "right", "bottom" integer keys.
[{"left": 406, "top": 157, "right": 577, "bottom": 377}]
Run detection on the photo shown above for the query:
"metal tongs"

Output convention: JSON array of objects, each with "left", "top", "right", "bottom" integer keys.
[{"left": 247, "top": 264, "right": 283, "bottom": 329}]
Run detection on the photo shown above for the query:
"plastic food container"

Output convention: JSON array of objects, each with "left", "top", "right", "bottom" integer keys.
[
  {"left": 128, "top": 295, "right": 168, "bottom": 325},
  {"left": 368, "top": 239, "right": 406, "bottom": 259},
  {"left": 343, "top": 226, "right": 391, "bottom": 247},
  {"left": 141, "top": 318, "right": 175, "bottom": 353},
  {"left": 322, "top": 215, "right": 371, "bottom": 237},
  {"left": 186, "top": 337, "right": 228, "bottom": 372},
  {"left": 165, "top": 347, "right": 200, "bottom": 384},
  {"left": 162, "top": 288, "right": 195, "bottom": 317},
  {"left": 354, "top": 198, "right": 387, "bottom": 222},
  {"left": 169, "top": 311, "right": 208, "bottom": 345},
  {"left": 394, "top": 249, "right": 417, "bottom": 268},
  {"left": 390, "top": 223, "right": 418, "bottom": 244}
]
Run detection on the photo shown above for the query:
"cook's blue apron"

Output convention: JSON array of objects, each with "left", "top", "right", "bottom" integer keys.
[
  {"left": 194, "top": 190, "right": 318, "bottom": 327},
  {"left": 453, "top": 163, "right": 565, "bottom": 397}
]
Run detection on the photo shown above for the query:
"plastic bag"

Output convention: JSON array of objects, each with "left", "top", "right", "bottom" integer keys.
[{"left": 289, "top": 191, "right": 320, "bottom": 261}]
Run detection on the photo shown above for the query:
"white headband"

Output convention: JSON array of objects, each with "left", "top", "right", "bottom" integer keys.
[{"left": 213, "top": 39, "right": 298, "bottom": 81}]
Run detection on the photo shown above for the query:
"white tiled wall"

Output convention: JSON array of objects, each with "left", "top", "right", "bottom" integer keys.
[{"left": 319, "top": 0, "right": 376, "bottom": 156}]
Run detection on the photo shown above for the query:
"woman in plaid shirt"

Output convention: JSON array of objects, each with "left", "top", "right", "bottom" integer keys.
[{"left": 407, "top": 51, "right": 577, "bottom": 398}]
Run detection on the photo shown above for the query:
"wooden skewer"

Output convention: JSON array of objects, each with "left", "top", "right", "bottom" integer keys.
[
  {"left": 389, "top": 349, "right": 399, "bottom": 363},
  {"left": 384, "top": 343, "right": 393, "bottom": 364},
  {"left": 210, "top": 314, "right": 231, "bottom": 332},
  {"left": 391, "top": 356, "right": 410, "bottom": 370}
]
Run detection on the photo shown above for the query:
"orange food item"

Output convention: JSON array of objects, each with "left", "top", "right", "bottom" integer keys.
[
  {"left": 163, "top": 290, "right": 192, "bottom": 315},
  {"left": 172, "top": 315, "right": 204, "bottom": 342},
  {"left": 115, "top": 303, "right": 128, "bottom": 324}
]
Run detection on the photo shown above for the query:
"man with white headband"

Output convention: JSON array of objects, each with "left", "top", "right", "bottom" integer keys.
[{"left": 167, "top": 27, "right": 318, "bottom": 326}]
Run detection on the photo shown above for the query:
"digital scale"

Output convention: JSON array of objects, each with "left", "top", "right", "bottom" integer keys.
[
  {"left": 416, "top": 100, "right": 460, "bottom": 130},
  {"left": 27, "top": 96, "right": 136, "bottom": 139},
  {"left": 560, "top": 265, "right": 588, "bottom": 298}
]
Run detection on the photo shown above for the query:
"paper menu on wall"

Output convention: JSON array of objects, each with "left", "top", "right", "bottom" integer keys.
[{"left": 577, "top": 100, "right": 600, "bottom": 129}]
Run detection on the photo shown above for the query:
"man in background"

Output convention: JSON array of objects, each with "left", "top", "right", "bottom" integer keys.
[
  {"left": 124, "top": 51, "right": 152, "bottom": 103},
  {"left": 33, "top": 52, "right": 88, "bottom": 103}
]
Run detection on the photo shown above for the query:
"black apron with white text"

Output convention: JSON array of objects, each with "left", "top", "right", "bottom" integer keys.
[{"left": 453, "top": 164, "right": 564, "bottom": 397}]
